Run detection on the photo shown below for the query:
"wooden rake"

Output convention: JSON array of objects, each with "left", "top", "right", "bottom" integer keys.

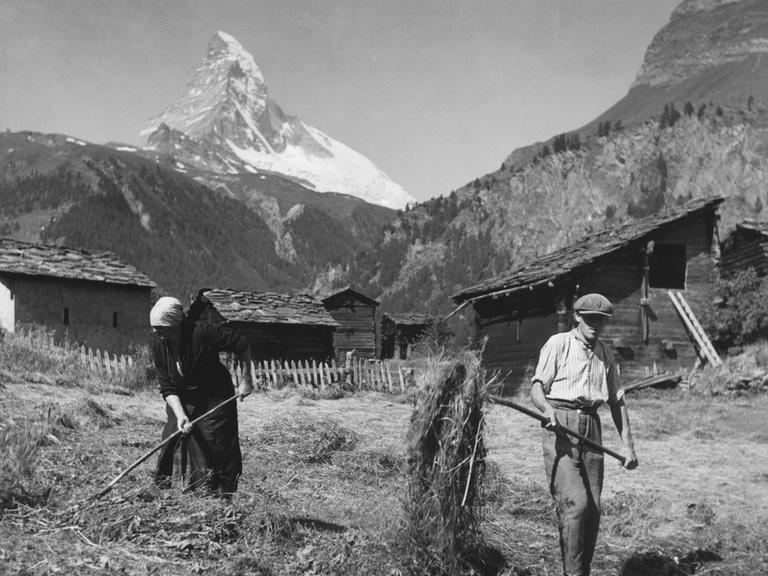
[
  {"left": 489, "top": 395, "right": 627, "bottom": 465},
  {"left": 86, "top": 392, "right": 246, "bottom": 504}
]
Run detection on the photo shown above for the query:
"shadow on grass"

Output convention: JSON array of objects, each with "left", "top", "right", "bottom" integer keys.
[
  {"left": 466, "top": 543, "right": 518, "bottom": 576},
  {"left": 288, "top": 516, "right": 347, "bottom": 533},
  {"left": 620, "top": 548, "right": 722, "bottom": 576}
]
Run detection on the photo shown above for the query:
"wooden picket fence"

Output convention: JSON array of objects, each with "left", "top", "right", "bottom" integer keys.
[
  {"left": 77, "top": 345, "right": 417, "bottom": 394},
  {"left": 78, "top": 345, "right": 136, "bottom": 375},
  {"left": 226, "top": 356, "right": 416, "bottom": 393}
]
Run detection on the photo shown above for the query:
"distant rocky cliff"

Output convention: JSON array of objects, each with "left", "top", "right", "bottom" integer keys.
[
  {"left": 334, "top": 0, "right": 768, "bottom": 316},
  {"left": 635, "top": 0, "right": 768, "bottom": 89}
]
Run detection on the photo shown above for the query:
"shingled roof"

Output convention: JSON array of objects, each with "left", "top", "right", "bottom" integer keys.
[
  {"left": 734, "top": 221, "right": 768, "bottom": 235},
  {"left": 453, "top": 196, "right": 724, "bottom": 304},
  {"left": 321, "top": 286, "right": 380, "bottom": 307},
  {"left": 200, "top": 288, "right": 339, "bottom": 327},
  {"left": 0, "top": 238, "right": 155, "bottom": 288},
  {"left": 382, "top": 312, "right": 433, "bottom": 326}
]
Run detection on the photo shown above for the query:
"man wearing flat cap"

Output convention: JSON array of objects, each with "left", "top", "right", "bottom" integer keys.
[{"left": 530, "top": 293, "right": 638, "bottom": 576}]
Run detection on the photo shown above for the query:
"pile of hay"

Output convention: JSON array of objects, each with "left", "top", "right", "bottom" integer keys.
[{"left": 404, "top": 351, "right": 491, "bottom": 575}]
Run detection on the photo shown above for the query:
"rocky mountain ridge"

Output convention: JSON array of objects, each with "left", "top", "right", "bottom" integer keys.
[
  {"left": 141, "top": 31, "right": 413, "bottom": 210},
  {"left": 333, "top": 0, "right": 768, "bottom": 318},
  {"left": 634, "top": 0, "right": 768, "bottom": 88}
]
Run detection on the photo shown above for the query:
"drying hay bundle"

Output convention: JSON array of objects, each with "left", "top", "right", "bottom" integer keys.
[{"left": 404, "top": 351, "right": 491, "bottom": 575}]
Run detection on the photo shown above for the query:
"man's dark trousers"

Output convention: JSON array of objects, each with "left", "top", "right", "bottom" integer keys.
[{"left": 542, "top": 407, "right": 604, "bottom": 576}]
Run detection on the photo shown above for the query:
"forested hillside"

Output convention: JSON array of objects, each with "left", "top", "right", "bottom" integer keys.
[
  {"left": 333, "top": 101, "right": 768, "bottom": 316},
  {"left": 0, "top": 143, "right": 302, "bottom": 299},
  {"left": 0, "top": 132, "right": 395, "bottom": 300}
]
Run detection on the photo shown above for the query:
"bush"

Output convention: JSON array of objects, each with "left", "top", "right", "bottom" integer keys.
[
  {"left": 0, "top": 418, "right": 52, "bottom": 508},
  {"left": 703, "top": 268, "right": 768, "bottom": 349}
]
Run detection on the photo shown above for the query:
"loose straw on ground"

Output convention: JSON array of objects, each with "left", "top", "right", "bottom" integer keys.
[{"left": 86, "top": 392, "right": 245, "bottom": 504}]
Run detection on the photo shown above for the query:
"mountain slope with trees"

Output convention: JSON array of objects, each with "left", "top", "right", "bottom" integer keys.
[
  {"left": 0, "top": 131, "right": 394, "bottom": 300},
  {"left": 332, "top": 101, "right": 768, "bottom": 317},
  {"left": 325, "top": 0, "right": 768, "bottom": 317}
]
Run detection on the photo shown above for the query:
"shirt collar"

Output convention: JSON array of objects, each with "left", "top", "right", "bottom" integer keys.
[{"left": 570, "top": 327, "right": 598, "bottom": 350}]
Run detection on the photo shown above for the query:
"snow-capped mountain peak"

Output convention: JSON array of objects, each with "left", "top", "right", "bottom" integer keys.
[{"left": 140, "top": 32, "right": 414, "bottom": 209}]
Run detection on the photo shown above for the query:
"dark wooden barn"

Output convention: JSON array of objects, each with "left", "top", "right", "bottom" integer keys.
[
  {"left": 0, "top": 238, "right": 155, "bottom": 353},
  {"left": 380, "top": 312, "right": 433, "bottom": 359},
  {"left": 720, "top": 221, "right": 768, "bottom": 277},
  {"left": 189, "top": 288, "right": 339, "bottom": 362},
  {"left": 452, "top": 196, "right": 724, "bottom": 385},
  {"left": 321, "top": 287, "right": 380, "bottom": 358}
]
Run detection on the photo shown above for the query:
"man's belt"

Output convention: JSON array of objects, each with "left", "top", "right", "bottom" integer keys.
[{"left": 548, "top": 398, "right": 601, "bottom": 415}]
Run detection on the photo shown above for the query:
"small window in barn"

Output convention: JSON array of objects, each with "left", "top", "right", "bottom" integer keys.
[
  {"left": 112, "top": 312, "right": 119, "bottom": 328},
  {"left": 649, "top": 244, "right": 687, "bottom": 289},
  {"left": 62, "top": 307, "right": 70, "bottom": 325}
]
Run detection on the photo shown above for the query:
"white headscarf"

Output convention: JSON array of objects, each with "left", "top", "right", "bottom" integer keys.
[{"left": 150, "top": 296, "right": 184, "bottom": 327}]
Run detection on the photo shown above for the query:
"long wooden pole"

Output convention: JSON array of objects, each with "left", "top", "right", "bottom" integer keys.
[
  {"left": 88, "top": 392, "right": 245, "bottom": 502},
  {"left": 489, "top": 395, "right": 626, "bottom": 465}
]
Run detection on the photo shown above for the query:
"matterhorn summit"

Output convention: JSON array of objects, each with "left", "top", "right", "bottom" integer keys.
[{"left": 140, "top": 31, "right": 414, "bottom": 209}]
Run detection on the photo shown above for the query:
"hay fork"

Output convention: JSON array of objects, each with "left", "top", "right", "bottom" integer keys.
[
  {"left": 489, "top": 395, "right": 627, "bottom": 465},
  {"left": 85, "top": 391, "right": 247, "bottom": 504}
]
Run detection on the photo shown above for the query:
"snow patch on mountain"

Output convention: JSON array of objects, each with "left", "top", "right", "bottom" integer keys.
[{"left": 140, "top": 31, "right": 414, "bottom": 209}]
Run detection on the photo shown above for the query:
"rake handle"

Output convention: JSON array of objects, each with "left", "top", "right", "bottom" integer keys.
[
  {"left": 489, "top": 395, "right": 627, "bottom": 465},
  {"left": 89, "top": 392, "right": 245, "bottom": 501}
]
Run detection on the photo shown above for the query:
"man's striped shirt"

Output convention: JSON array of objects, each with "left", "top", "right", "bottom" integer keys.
[{"left": 532, "top": 329, "right": 622, "bottom": 406}]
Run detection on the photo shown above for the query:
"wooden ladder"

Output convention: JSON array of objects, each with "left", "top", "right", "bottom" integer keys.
[{"left": 667, "top": 291, "right": 722, "bottom": 367}]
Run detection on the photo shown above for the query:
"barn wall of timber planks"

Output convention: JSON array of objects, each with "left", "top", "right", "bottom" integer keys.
[
  {"left": 453, "top": 197, "right": 724, "bottom": 390},
  {"left": 0, "top": 238, "right": 155, "bottom": 354},
  {"left": 190, "top": 288, "right": 338, "bottom": 363},
  {"left": 380, "top": 313, "right": 433, "bottom": 359},
  {"left": 720, "top": 222, "right": 768, "bottom": 277},
  {"left": 322, "top": 288, "right": 379, "bottom": 358}
]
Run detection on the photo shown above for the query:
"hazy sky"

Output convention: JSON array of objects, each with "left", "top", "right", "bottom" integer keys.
[{"left": 0, "top": 0, "right": 681, "bottom": 202}]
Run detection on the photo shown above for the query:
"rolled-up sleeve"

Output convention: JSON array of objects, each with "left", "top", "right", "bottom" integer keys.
[
  {"left": 150, "top": 333, "right": 177, "bottom": 398},
  {"left": 606, "top": 353, "right": 624, "bottom": 405},
  {"left": 532, "top": 335, "right": 559, "bottom": 394}
]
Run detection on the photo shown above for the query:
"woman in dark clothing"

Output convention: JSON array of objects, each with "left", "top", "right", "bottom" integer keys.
[{"left": 149, "top": 296, "right": 254, "bottom": 495}]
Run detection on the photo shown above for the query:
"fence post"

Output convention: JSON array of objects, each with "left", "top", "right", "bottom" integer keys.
[
  {"left": 317, "top": 360, "right": 325, "bottom": 389},
  {"left": 288, "top": 359, "right": 297, "bottom": 387},
  {"left": 249, "top": 360, "right": 257, "bottom": 389},
  {"left": 105, "top": 350, "right": 114, "bottom": 376},
  {"left": 296, "top": 359, "right": 304, "bottom": 387},
  {"left": 270, "top": 360, "right": 278, "bottom": 388},
  {"left": 307, "top": 358, "right": 320, "bottom": 388}
]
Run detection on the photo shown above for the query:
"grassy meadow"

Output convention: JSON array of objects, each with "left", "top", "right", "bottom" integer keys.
[{"left": 1, "top": 329, "right": 767, "bottom": 575}]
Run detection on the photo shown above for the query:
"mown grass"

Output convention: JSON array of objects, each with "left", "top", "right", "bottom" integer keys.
[{"left": 1, "top": 329, "right": 767, "bottom": 575}]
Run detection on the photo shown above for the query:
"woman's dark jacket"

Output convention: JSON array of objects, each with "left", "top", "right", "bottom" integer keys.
[{"left": 150, "top": 318, "right": 250, "bottom": 494}]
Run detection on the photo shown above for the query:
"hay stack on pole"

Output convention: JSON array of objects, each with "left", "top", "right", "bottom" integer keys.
[{"left": 405, "top": 351, "right": 490, "bottom": 575}]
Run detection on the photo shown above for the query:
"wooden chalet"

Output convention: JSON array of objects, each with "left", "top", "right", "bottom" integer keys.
[
  {"left": 0, "top": 238, "right": 155, "bottom": 352},
  {"left": 720, "top": 221, "right": 768, "bottom": 277},
  {"left": 452, "top": 196, "right": 725, "bottom": 385},
  {"left": 380, "top": 312, "right": 433, "bottom": 359},
  {"left": 321, "top": 286, "right": 380, "bottom": 358},
  {"left": 188, "top": 288, "right": 339, "bottom": 362}
]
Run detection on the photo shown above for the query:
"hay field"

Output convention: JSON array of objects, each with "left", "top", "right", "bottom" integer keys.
[{"left": 1, "top": 374, "right": 767, "bottom": 575}]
